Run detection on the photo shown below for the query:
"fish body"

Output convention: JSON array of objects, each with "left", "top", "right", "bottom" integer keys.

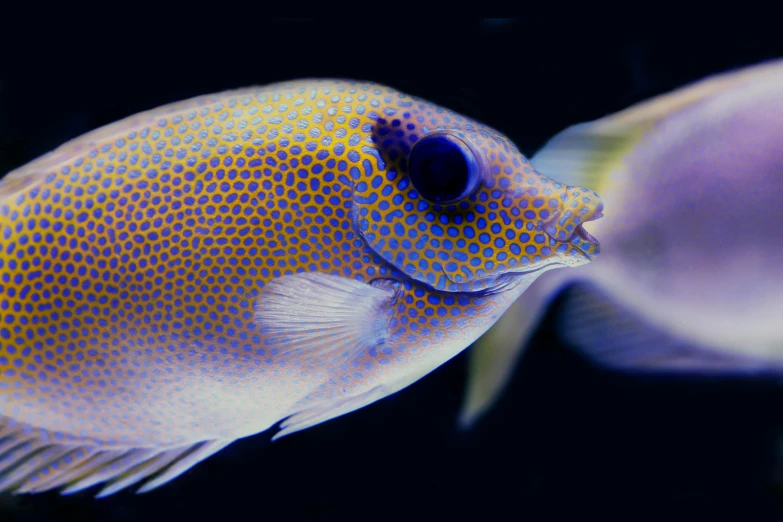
[
  {"left": 463, "top": 59, "right": 783, "bottom": 426},
  {"left": 0, "top": 80, "right": 602, "bottom": 494}
]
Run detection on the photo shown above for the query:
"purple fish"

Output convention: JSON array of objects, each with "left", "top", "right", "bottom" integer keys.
[{"left": 462, "top": 59, "right": 783, "bottom": 426}]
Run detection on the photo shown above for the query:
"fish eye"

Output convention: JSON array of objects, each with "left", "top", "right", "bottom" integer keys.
[{"left": 407, "top": 133, "right": 483, "bottom": 204}]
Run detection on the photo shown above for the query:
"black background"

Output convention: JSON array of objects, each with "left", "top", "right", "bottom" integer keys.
[{"left": 1, "top": 17, "right": 782, "bottom": 521}]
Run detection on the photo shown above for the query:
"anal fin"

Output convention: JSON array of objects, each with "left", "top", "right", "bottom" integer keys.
[
  {"left": 136, "top": 440, "right": 232, "bottom": 494},
  {"left": 0, "top": 417, "right": 233, "bottom": 497}
]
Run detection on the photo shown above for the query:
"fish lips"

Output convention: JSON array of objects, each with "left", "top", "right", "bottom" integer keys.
[
  {"left": 544, "top": 206, "right": 603, "bottom": 260},
  {"left": 574, "top": 210, "right": 602, "bottom": 257}
]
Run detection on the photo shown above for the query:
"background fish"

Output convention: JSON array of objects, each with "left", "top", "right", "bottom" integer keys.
[
  {"left": 462, "top": 59, "right": 783, "bottom": 427},
  {"left": 0, "top": 80, "right": 603, "bottom": 496}
]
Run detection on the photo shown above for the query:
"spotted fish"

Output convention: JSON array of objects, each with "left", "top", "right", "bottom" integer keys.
[
  {"left": 0, "top": 80, "right": 603, "bottom": 496},
  {"left": 461, "top": 59, "right": 783, "bottom": 427}
]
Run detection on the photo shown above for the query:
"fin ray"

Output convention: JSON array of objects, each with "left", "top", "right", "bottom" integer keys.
[
  {"left": 136, "top": 440, "right": 232, "bottom": 494},
  {"left": 0, "top": 417, "right": 233, "bottom": 497},
  {"left": 59, "top": 449, "right": 158, "bottom": 495},
  {"left": 254, "top": 272, "right": 398, "bottom": 363},
  {"left": 17, "top": 447, "right": 101, "bottom": 493},
  {"left": 95, "top": 447, "right": 194, "bottom": 498},
  {"left": 0, "top": 445, "right": 76, "bottom": 491}
]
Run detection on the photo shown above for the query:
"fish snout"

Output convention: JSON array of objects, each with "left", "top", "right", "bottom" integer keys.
[{"left": 543, "top": 186, "right": 603, "bottom": 257}]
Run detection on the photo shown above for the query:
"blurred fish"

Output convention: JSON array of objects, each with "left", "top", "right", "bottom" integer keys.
[
  {"left": 462, "top": 59, "right": 783, "bottom": 427},
  {"left": 0, "top": 80, "right": 603, "bottom": 496}
]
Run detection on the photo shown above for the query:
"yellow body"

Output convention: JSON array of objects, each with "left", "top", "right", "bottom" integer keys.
[{"left": 0, "top": 80, "right": 602, "bottom": 495}]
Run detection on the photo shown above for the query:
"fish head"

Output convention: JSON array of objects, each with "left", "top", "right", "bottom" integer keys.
[{"left": 354, "top": 101, "right": 603, "bottom": 293}]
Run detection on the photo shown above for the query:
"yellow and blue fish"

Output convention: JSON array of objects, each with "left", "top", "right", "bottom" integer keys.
[{"left": 0, "top": 80, "right": 603, "bottom": 496}]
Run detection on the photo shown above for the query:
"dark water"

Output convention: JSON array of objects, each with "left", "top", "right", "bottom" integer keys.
[{"left": 1, "top": 17, "right": 782, "bottom": 521}]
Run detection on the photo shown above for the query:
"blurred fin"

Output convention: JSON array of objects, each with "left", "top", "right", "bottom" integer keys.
[
  {"left": 530, "top": 122, "right": 641, "bottom": 194},
  {"left": 460, "top": 274, "right": 564, "bottom": 428},
  {"left": 558, "top": 283, "right": 783, "bottom": 374},
  {"left": 531, "top": 58, "right": 783, "bottom": 193}
]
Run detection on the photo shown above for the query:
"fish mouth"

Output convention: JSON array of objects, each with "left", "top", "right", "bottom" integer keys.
[
  {"left": 543, "top": 204, "right": 603, "bottom": 259},
  {"left": 575, "top": 211, "right": 602, "bottom": 244},
  {"left": 572, "top": 210, "right": 602, "bottom": 258}
]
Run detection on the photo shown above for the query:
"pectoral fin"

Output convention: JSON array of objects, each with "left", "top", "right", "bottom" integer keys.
[
  {"left": 253, "top": 272, "right": 400, "bottom": 364},
  {"left": 254, "top": 272, "right": 404, "bottom": 438}
]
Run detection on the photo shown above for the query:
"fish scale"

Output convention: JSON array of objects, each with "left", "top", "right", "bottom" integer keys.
[{"left": 0, "top": 79, "right": 603, "bottom": 495}]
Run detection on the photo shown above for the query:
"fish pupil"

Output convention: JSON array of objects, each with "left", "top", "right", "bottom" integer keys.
[{"left": 408, "top": 134, "right": 480, "bottom": 204}]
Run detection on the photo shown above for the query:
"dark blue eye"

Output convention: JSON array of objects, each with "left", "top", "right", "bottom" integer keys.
[{"left": 408, "top": 133, "right": 483, "bottom": 204}]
